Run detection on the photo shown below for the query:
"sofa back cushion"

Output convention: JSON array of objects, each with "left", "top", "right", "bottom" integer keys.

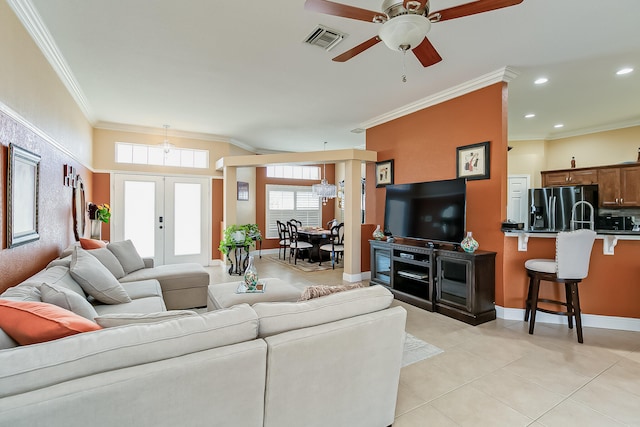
[
  {"left": 0, "top": 303, "right": 259, "bottom": 398},
  {"left": 87, "top": 247, "right": 126, "bottom": 279},
  {"left": 252, "top": 285, "right": 393, "bottom": 338},
  {"left": 40, "top": 283, "right": 98, "bottom": 321},
  {"left": 70, "top": 248, "right": 131, "bottom": 304},
  {"left": 107, "top": 240, "right": 146, "bottom": 274}
]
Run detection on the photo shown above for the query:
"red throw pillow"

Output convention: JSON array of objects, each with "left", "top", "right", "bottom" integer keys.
[
  {"left": 80, "top": 238, "right": 107, "bottom": 249},
  {"left": 0, "top": 300, "right": 102, "bottom": 345}
]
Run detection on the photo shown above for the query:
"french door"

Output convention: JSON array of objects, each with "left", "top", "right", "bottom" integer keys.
[{"left": 113, "top": 174, "right": 210, "bottom": 266}]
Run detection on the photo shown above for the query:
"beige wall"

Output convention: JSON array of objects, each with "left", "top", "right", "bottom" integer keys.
[
  {"left": 236, "top": 166, "right": 256, "bottom": 225},
  {"left": 508, "top": 125, "right": 640, "bottom": 186},
  {"left": 0, "top": 2, "right": 92, "bottom": 166},
  {"left": 507, "top": 139, "right": 547, "bottom": 187},
  {"left": 92, "top": 127, "right": 253, "bottom": 176}
]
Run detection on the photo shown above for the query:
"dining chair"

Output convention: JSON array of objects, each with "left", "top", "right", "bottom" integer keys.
[
  {"left": 524, "top": 229, "right": 596, "bottom": 343},
  {"left": 287, "top": 221, "right": 313, "bottom": 265},
  {"left": 276, "top": 220, "right": 290, "bottom": 260},
  {"left": 319, "top": 222, "right": 345, "bottom": 269},
  {"left": 289, "top": 219, "right": 302, "bottom": 228}
]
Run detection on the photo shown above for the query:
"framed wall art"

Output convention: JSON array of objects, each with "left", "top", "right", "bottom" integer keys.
[
  {"left": 375, "top": 159, "right": 394, "bottom": 187},
  {"left": 456, "top": 141, "right": 490, "bottom": 180},
  {"left": 237, "top": 181, "right": 249, "bottom": 201},
  {"left": 7, "top": 144, "right": 41, "bottom": 248}
]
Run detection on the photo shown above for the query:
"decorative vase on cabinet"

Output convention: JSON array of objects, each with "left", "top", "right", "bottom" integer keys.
[
  {"left": 373, "top": 225, "right": 385, "bottom": 240},
  {"left": 461, "top": 232, "right": 479, "bottom": 253}
]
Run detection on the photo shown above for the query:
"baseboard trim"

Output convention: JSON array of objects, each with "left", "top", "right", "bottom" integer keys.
[{"left": 496, "top": 306, "right": 640, "bottom": 332}]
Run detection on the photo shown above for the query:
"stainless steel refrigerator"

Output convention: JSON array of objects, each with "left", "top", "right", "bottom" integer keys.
[{"left": 529, "top": 185, "right": 598, "bottom": 231}]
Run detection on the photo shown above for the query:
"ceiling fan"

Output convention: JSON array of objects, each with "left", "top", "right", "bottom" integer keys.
[{"left": 304, "top": 0, "right": 524, "bottom": 67}]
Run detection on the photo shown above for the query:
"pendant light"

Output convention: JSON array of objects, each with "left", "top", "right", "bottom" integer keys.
[
  {"left": 159, "top": 124, "right": 174, "bottom": 154},
  {"left": 312, "top": 142, "right": 337, "bottom": 206}
]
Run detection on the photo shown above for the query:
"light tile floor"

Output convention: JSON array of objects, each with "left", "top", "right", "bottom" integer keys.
[{"left": 206, "top": 255, "right": 640, "bottom": 426}]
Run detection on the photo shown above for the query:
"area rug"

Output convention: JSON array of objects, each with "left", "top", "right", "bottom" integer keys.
[
  {"left": 265, "top": 254, "right": 340, "bottom": 272},
  {"left": 402, "top": 333, "right": 444, "bottom": 367}
]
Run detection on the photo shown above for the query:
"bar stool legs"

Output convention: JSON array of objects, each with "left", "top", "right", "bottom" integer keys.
[{"left": 524, "top": 270, "right": 584, "bottom": 344}]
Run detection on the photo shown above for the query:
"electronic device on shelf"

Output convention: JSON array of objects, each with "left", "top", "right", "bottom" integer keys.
[
  {"left": 397, "top": 270, "right": 429, "bottom": 280},
  {"left": 383, "top": 178, "right": 466, "bottom": 246},
  {"left": 399, "top": 252, "right": 415, "bottom": 260}
]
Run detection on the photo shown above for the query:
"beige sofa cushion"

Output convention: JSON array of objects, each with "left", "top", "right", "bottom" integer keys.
[
  {"left": 95, "top": 310, "right": 197, "bottom": 328},
  {"left": 119, "top": 263, "right": 209, "bottom": 291},
  {"left": 70, "top": 248, "right": 131, "bottom": 304},
  {"left": 87, "top": 248, "right": 126, "bottom": 279},
  {"left": 119, "top": 280, "right": 163, "bottom": 300},
  {"left": 107, "top": 240, "right": 145, "bottom": 274},
  {"left": 93, "top": 295, "right": 166, "bottom": 316},
  {"left": 0, "top": 303, "right": 259, "bottom": 398},
  {"left": 40, "top": 283, "right": 97, "bottom": 321},
  {"left": 252, "top": 285, "right": 393, "bottom": 338}
]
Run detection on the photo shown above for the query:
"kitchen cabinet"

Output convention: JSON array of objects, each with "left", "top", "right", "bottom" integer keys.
[
  {"left": 598, "top": 165, "right": 640, "bottom": 207},
  {"left": 541, "top": 168, "right": 598, "bottom": 186}
]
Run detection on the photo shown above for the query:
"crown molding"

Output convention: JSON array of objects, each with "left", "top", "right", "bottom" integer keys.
[
  {"left": 94, "top": 121, "right": 260, "bottom": 153},
  {"left": 360, "top": 66, "right": 519, "bottom": 130},
  {"left": 0, "top": 100, "right": 94, "bottom": 171},
  {"left": 8, "top": 0, "right": 95, "bottom": 123},
  {"left": 509, "top": 117, "right": 640, "bottom": 142}
]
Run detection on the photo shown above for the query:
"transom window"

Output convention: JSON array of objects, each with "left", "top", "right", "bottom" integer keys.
[
  {"left": 266, "top": 165, "right": 320, "bottom": 180},
  {"left": 265, "top": 184, "right": 321, "bottom": 239},
  {"left": 115, "top": 142, "right": 209, "bottom": 169}
]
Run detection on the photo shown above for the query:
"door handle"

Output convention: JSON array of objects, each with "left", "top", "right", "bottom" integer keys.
[{"left": 159, "top": 216, "right": 164, "bottom": 229}]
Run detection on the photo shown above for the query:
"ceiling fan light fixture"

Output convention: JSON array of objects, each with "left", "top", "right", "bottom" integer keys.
[{"left": 378, "top": 14, "right": 431, "bottom": 52}]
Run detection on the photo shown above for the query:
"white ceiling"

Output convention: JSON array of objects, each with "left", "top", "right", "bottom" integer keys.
[{"left": 17, "top": 0, "right": 640, "bottom": 153}]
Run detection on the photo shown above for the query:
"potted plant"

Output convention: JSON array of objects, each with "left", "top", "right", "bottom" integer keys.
[{"left": 219, "top": 224, "right": 256, "bottom": 255}]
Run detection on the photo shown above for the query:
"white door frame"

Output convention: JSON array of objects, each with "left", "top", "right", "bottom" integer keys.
[
  {"left": 111, "top": 172, "right": 211, "bottom": 266},
  {"left": 507, "top": 174, "right": 531, "bottom": 227}
]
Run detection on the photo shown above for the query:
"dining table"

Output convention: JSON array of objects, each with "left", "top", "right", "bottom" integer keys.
[{"left": 296, "top": 227, "right": 333, "bottom": 262}]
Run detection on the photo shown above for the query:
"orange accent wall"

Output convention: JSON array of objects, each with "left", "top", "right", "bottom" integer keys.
[
  {"left": 0, "top": 112, "right": 93, "bottom": 292},
  {"left": 255, "top": 165, "right": 336, "bottom": 251},
  {"left": 366, "top": 83, "right": 508, "bottom": 305},
  {"left": 92, "top": 173, "right": 111, "bottom": 241},
  {"left": 212, "top": 178, "right": 223, "bottom": 260}
]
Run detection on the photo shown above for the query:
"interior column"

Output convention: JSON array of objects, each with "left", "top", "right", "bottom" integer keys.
[
  {"left": 223, "top": 166, "right": 237, "bottom": 229},
  {"left": 343, "top": 159, "right": 362, "bottom": 281}
]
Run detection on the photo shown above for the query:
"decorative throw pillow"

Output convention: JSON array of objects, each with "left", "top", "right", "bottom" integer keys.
[
  {"left": 88, "top": 248, "right": 126, "bottom": 279},
  {"left": 107, "top": 240, "right": 146, "bottom": 275},
  {"left": 40, "top": 282, "right": 98, "bottom": 321},
  {"left": 70, "top": 247, "right": 131, "bottom": 304},
  {"left": 0, "top": 299, "right": 102, "bottom": 345},
  {"left": 79, "top": 238, "right": 107, "bottom": 249},
  {"left": 298, "top": 282, "right": 368, "bottom": 301},
  {"left": 94, "top": 310, "right": 198, "bottom": 328}
]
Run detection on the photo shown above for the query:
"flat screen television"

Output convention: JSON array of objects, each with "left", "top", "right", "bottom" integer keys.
[{"left": 383, "top": 178, "right": 466, "bottom": 245}]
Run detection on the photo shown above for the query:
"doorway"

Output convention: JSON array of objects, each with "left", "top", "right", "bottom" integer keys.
[
  {"left": 113, "top": 174, "right": 210, "bottom": 266},
  {"left": 507, "top": 175, "right": 530, "bottom": 227}
]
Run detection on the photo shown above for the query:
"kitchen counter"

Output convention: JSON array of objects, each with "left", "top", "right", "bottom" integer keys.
[{"left": 503, "top": 229, "right": 640, "bottom": 255}]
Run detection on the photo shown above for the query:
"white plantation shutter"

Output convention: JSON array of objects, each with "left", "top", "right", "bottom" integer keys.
[{"left": 265, "top": 185, "right": 321, "bottom": 238}]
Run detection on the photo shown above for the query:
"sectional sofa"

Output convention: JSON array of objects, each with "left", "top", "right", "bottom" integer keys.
[
  {"left": 0, "top": 240, "right": 407, "bottom": 426},
  {"left": 0, "top": 285, "right": 406, "bottom": 426}
]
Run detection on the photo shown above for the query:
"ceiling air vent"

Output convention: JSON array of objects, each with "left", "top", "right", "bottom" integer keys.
[{"left": 304, "top": 25, "right": 347, "bottom": 51}]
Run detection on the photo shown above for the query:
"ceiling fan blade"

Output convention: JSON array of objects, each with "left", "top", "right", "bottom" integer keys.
[
  {"left": 332, "top": 37, "right": 382, "bottom": 62},
  {"left": 304, "top": 0, "right": 383, "bottom": 23},
  {"left": 429, "top": 0, "right": 523, "bottom": 22},
  {"left": 412, "top": 37, "right": 442, "bottom": 67}
]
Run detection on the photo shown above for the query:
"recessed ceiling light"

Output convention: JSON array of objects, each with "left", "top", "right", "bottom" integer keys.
[
  {"left": 524, "top": 113, "right": 536, "bottom": 118},
  {"left": 616, "top": 67, "right": 634, "bottom": 75},
  {"left": 534, "top": 77, "right": 548, "bottom": 85},
  {"left": 554, "top": 123, "right": 564, "bottom": 128}
]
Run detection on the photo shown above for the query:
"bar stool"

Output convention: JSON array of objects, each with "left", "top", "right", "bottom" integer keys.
[{"left": 524, "top": 229, "right": 596, "bottom": 343}]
